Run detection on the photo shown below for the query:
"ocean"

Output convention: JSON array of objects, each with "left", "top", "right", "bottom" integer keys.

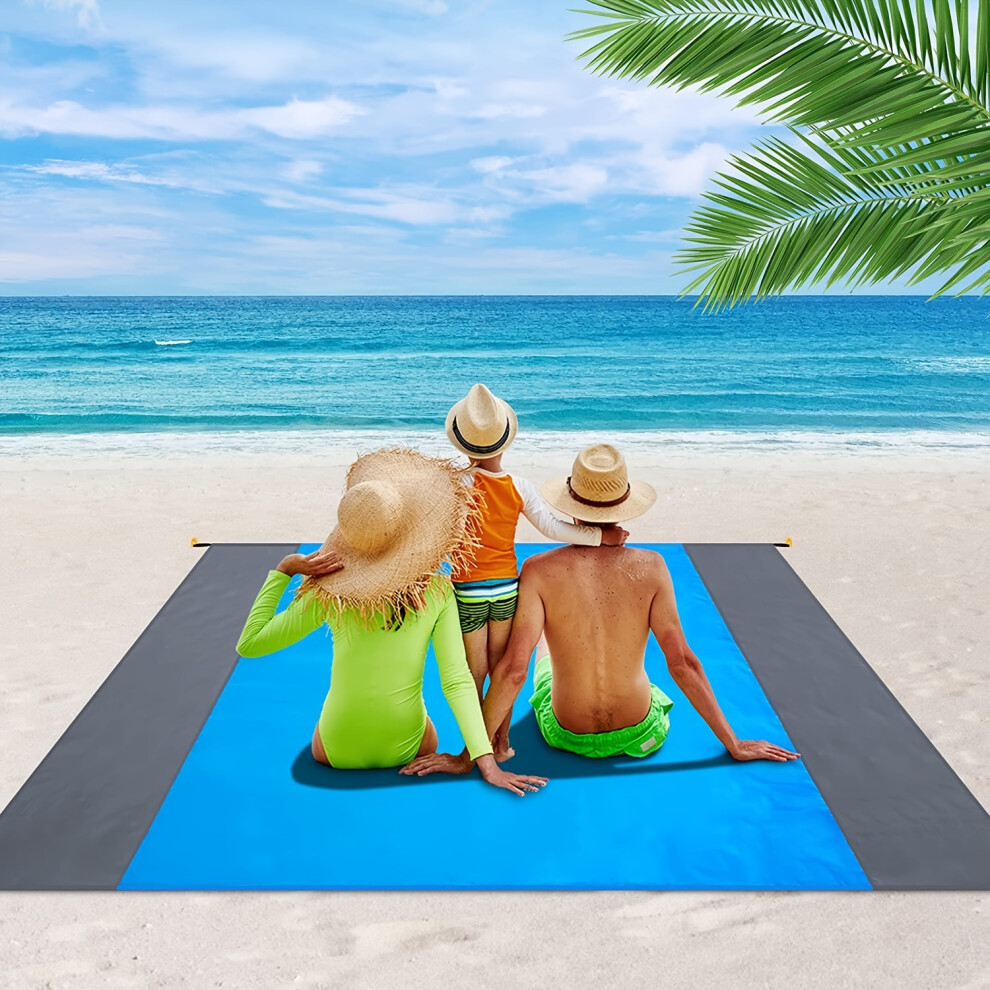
[{"left": 1, "top": 295, "right": 989, "bottom": 457}]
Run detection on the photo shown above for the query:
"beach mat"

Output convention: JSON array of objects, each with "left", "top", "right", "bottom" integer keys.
[{"left": 1, "top": 543, "right": 988, "bottom": 891}]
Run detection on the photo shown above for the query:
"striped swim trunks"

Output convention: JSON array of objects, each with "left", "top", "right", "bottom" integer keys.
[{"left": 451, "top": 577, "right": 520, "bottom": 634}]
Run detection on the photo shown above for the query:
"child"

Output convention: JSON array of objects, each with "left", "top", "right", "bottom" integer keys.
[{"left": 445, "top": 383, "right": 626, "bottom": 760}]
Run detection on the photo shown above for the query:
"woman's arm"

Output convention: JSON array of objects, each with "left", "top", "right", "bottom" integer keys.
[
  {"left": 235, "top": 550, "right": 342, "bottom": 657},
  {"left": 403, "top": 582, "right": 548, "bottom": 796},
  {"left": 431, "top": 584, "right": 494, "bottom": 760}
]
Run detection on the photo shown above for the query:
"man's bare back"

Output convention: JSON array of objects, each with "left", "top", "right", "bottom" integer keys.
[{"left": 525, "top": 544, "right": 664, "bottom": 733}]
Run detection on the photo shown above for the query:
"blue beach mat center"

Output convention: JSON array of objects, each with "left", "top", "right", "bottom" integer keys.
[{"left": 120, "top": 544, "right": 868, "bottom": 890}]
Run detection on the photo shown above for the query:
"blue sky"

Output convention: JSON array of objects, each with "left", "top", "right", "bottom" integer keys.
[{"left": 0, "top": 0, "right": 933, "bottom": 294}]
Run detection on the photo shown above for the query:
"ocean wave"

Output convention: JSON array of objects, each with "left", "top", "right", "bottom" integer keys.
[
  {"left": 4, "top": 407, "right": 989, "bottom": 434},
  {"left": 900, "top": 356, "right": 990, "bottom": 373},
  {"left": 1, "top": 428, "right": 988, "bottom": 461}
]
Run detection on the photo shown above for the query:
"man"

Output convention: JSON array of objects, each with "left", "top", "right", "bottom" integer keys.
[{"left": 402, "top": 444, "right": 798, "bottom": 778}]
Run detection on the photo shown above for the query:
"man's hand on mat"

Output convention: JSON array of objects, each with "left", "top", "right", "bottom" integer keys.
[
  {"left": 276, "top": 550, "right": 345, "bottom": 578},
  {"left": 600, "top": 526, "right": 629, "bottom": 547},
  {"left": 730, "top": 740, "right": 800, "bottom": 762},
  {"left": 476, "top": 754, "right": 548, "bottom": 797}
]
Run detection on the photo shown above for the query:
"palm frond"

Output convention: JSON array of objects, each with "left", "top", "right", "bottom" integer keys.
[
  {"left": 572, "top": 0, "right": 990, "bottom": 139},
  {"left": 675, "top": 136, "right": 990, "bottom": 310}
]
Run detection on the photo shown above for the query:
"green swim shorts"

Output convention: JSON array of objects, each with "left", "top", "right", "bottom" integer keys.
[{"left": 528, "top": 656, "right": 673, "bottom": 758}]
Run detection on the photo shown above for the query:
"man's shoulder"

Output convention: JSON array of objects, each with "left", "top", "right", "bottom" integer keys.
[
  {"left": 519, "top": 546, "right": 565, "bottom": 574},
  {"left": 620, "top": 546, "right": 671, "bottom": 582},
  {"left": 521, "top": 544, "right": 666, "bottom": 574}
]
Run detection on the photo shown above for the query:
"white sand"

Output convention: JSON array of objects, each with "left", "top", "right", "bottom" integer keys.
[{"left": 1, "top": 446, "right": 989, "bottom": 989}]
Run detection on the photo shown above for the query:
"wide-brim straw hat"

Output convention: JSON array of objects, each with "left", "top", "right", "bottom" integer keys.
[
  {"left": 445, "top": 383, "right": 518, "bottom": 459},
  {"left": 542, "top": 443, "right": 656, "bottom": 524},
  {"left": 299, "top": 447, "right": 480, "bottom": 622}
]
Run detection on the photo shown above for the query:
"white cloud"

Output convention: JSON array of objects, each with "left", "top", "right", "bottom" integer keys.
[
  {"left": 612, "top": 229, "right": 682, "bottom": 243},
  {"left": 354, "top": 196, "right": 460, "bottom": 225},
  {"left": 395, "top": 0, "right": 448, "bottom": 13},
  {"left": 282, "top": 159, "right": 323, "bottom": 182},
  {"left": 639, "top": 142, "right": 732, "bottom": 197},
  {"left": 22, "top": 159, "right": 178, "bottom": 186},
  {"left": 476, "top": 161, "right": 610, "bottom": 205},
  {"left": 466, "top": 205, "right": 512, "bottom": 223},
  {"left": 509, "top": 163, "right": 609, "bottom": 203},
  {"left": 77, "top": 224, "right": 164, "bottom": 241},
  {"left": 25, "top": 0, "right": 101, "bottom": 29},
  {"left": 258, "top": 184, "right": 514, "bottom": 227},
  {"left": 238, "top": 97, "right": 362, "bottom": 139},
  {"left": 472, "top": 103, "right": 546, "bottom": 120},
  {"left": 434, "top": 79, "right": 469, "bottom": 101},
  {"left": 0, "top": 221, "right": 160, "bottom": 281},
  {"left": 470, "top": 156, "right": 515, "bottom": 174},
  {"left": 148, "top": 36, "right": 323, "bottom": 84},
  {"left": 0, "top": 96, "right": 364, "bottom": 141},
  {"left": 262, "top": 187, "right": 462, "bottom": 225}
]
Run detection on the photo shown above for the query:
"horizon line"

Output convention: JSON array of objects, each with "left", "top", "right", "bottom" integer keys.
[{"left": 0, "top": 292, "right": 952, "bottom": 300}]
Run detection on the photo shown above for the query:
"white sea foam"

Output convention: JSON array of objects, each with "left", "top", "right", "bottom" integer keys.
[
  {"left": 153, "top": 339, "right": 192, "bottom": 346},
  {"left": 900, "top": 356, "right": 990, "bottom": 373},
  {"left": 1, "top": 428, "right": 988, "bottom": 465}
]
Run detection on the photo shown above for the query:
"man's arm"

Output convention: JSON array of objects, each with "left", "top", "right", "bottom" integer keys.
[{"left": 649, "top": 558, "right": 799, "bottom": 763}]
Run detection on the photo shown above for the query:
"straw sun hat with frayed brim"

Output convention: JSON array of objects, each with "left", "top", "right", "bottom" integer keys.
[
  {"left": 299, "top": 447, "right": 481, "bottom": 623},
  {"left": 542, "top": 444, "right": 656, "bottom": 524},
  {"left": 445, "top": 383, "right": 518, "bottom": 459}
]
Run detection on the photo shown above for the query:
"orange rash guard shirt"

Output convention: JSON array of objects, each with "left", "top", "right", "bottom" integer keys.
[{"left": 451, "top": 467, "right": 602, "bottom": 583}]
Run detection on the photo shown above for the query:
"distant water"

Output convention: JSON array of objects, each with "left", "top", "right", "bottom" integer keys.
[{"left": 1, "top": 296, "right": 989, "bottom": 454}]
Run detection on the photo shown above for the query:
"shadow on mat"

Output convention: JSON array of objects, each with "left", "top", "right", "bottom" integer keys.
[{"left": 291, "top": 710, "right": 732, "bottom": 790}]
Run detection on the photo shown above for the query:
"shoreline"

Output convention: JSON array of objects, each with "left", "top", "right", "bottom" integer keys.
[{"left": 3, "top": 427, "right": 990, "bottom": 470}]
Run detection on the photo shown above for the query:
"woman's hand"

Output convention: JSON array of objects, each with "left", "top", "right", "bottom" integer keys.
[
  {"left": 276, "top": 549, "right": 345, "bottom": 578},
  {"left": 400, "top": 750, "right": 473, "bottom": 776},
  {"left": 476, "top": 754, "right": 547, "bottom": 796},
  {"left": 400, "top": 751, "right": 548, "bottom": 795}
]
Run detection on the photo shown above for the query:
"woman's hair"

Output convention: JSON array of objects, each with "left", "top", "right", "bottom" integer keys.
[{"left": 382, "top": 601, "right": 408, "bottom": 631}]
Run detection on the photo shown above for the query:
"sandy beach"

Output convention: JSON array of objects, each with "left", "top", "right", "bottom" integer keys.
[{"left": 1, "top": 445, "right": 988, "bottom": 988}]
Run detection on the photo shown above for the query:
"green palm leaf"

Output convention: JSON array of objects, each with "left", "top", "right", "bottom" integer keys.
[
  {"left": 572, "top": 0, "right": 990, "bottom": 306},
  {"left": 675, "top": 135, "right": 990, "bottom": 310},
  {"left": 572, "top": 0, "right": 989, "bottom": 140}
]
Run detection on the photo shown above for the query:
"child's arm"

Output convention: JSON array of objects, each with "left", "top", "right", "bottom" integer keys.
[{"left": 513, "top": 476, "right": 605, "bottom": 546}]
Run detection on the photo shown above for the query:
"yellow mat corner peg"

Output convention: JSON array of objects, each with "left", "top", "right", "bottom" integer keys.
[
  {"left": 190, "top": 536, "right": 199, "bottom": 547},
  {"left": 785, "top": 536, "right": 793, "bottom": 546}
]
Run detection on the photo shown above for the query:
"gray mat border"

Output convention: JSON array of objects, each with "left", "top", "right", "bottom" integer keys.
[
  {"left": 685, "top": 543, "right": 990, "bottom": 891},
  {"left": 0, "top": 543, "right": 297, "bottom": 890}
]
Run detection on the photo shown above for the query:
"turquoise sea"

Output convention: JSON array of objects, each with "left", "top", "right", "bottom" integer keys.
[{"left": 1, "top": 295, "right": 989, "bottom": 455}]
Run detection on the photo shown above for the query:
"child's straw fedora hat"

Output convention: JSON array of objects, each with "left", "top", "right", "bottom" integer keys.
[{"left": 445, "top": 384, "right": 518, "bottom": 459}]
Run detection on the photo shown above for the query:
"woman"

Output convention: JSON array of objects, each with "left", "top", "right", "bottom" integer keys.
[{"left": 236, "top": 446, "right": 547, "bottom": 796}]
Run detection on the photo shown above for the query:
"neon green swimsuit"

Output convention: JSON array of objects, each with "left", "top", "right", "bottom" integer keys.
[{"left": 236, "top": 571, "right": 494, "bottom": 769}]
